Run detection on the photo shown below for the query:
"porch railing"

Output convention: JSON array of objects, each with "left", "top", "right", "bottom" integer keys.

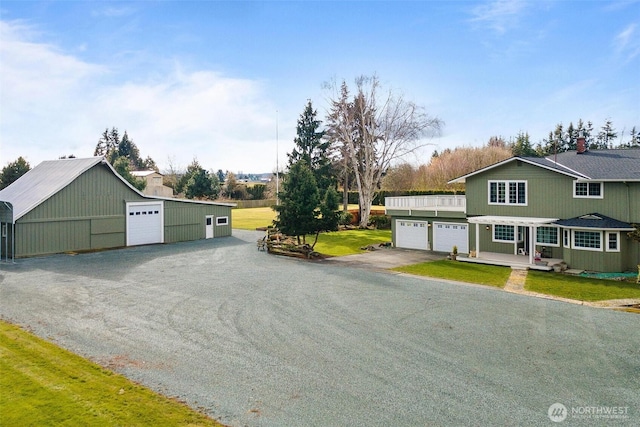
[{"left": 384, "top": 195, "right": 466, "bottom": 212}]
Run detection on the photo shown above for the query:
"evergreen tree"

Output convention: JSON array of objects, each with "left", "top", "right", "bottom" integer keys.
[
  {"left": 274, "top": 160, "right": 320, "bottom": 245},
  {"left": 288, "top": 100, "right": 333, "bottom": 192},
  {"left": 113, "top": 157, "right": 146, "bottom": 191},
  {"left": 565, "top": 122, "right": 577, "bottom": 151},
  {"left": 511, "top": 132, "right": 537, "bottom": 157},
  {"left": 629, "top": 126, "right": 639, "bottom": 147},
  {"left": 117, "top": 131, "right": 142, "bottom": 168},
  {"left": 0, "top": 157, "right": 31, "bottom": 190},
  {"left": 94, "top": 128, "right": 118, "bottom": 157},
  {"left": 586, "top": 121, "right": 596, "bottom": 149},
  {"left": 185, "top": 168, "right": 219, "bottom": 200},
  {"left": 596, "top": 119, "right": 617, "bottom": 149}
]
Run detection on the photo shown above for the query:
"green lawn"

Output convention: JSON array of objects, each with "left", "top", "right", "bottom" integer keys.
[
  {"left": 0, "top": 320, "right": 223, "bottom": 427},
  {"left": 525, "top": 271, "right": 640, "bottom": 302},
  {"left": 232, "top": 206, "right": 275, "bottom": 230},
  {"left": 392, "top": 260, "right": 511, "bottom": 288},
  {"left": 233, "top": 206, "right": 391, "bottom": 257},
  {"left": 313, "top": 229, "right": 392, "bottom": 256}
]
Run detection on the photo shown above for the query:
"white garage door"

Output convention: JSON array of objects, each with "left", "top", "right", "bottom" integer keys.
[
  {"left": 396, "top": 220, "right": 429, "bottom": 250},
  {"left": 126, "top": 202, "right": 164, "bottom": 246},
  {"left": 433, "top": 222, "right": 468, "bottom": 253}
]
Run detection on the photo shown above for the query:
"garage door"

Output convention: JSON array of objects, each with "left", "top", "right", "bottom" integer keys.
[
  {"left": 433, "top": 222, "right": 468, "bottom": 253},
  {"left": 396, "top": 220, "right": 429, "bottom": 250},
  {"left": 126, "top": 202, "right": 164, "bottom": 246}
]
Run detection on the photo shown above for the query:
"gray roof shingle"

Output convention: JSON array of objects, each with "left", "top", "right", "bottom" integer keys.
[
  {"left": 553, "top": 213, "right": 635, "bottom": 229},
  {"left": 527, "top": 148, "right": 640, "bottom": 180}
]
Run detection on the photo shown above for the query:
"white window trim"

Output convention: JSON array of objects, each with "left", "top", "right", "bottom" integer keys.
[
  {"left": 563, "top": 229, "right": 570, "bottom": 248},
  {"left": 492, "top": 224, "right": 515, "bottom": 243},
  {"left": 606, "top": 231, "right": 620, "bottom": 252},
  {"left": 571, "top": 229, "right": 602, "bottom": 252},
  {"left": 535, "top": 226, "right": 560, "bottom": 247},
  {"left": 573, "top": 181, "right": 604, "bottom": 199},
  {"left": 216, "top": 216, "right": 229, "bottom": 226},
  {"left": 488, "top": 180, "right": 528, "bottom": 206}
]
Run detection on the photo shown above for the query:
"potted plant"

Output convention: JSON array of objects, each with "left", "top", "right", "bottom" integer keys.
[{"left": 451, "top": 245, "right": 458, "bottom": 261}]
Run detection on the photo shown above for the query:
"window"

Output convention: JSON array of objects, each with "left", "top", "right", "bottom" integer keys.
[
  {"left": 216, "top": 216, "right": 229, "bottom": 226},
  {"left": 563, "top": 229, "right": 570, "bottom": 248},
  {"left": 606, "top": 232, "right": 619, "bottom": 252},
  {"left": 493, "top": 225, "right": 515, "bottom": 242},
  {"left": 573, "top": 230, "right": 601, "bottom": 251},
  {"left": 573, "top": 181, "right": 603, "bottom": 198},
  {"left": 536, "top": 226, "right": 559, "bottom": 246},
  {"left": 489, "top": 181, "right": 527, "bottom": 205}
]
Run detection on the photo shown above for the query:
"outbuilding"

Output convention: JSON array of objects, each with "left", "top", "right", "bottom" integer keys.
[{"left": 0, "top": 157, "right": 234, "bottom": 261}]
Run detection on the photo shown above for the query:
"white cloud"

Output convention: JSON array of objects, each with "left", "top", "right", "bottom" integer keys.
[
  {"left": 469, "top": 0, "right": 528, "bottom": 34},
  {"left": 614, "top": 23, "right": 640, "bottom": 63},
  {"left": 91, "top": 6, "right": 137, "bottom": 18},
  {"left": 0, "top": 19, "right": 280, "bottom": 173}
]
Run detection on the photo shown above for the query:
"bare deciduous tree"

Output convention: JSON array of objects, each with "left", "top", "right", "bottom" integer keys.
[{"left": 326, "top": 75, "right": 443, "bottom": 227}]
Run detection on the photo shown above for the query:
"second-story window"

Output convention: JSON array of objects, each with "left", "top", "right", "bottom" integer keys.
[
  {"left": 489, "top": 181, "right": 527, "bottom": 205},
  {"left": 574, "top": 181, "right": 603, "bottom": 198}
]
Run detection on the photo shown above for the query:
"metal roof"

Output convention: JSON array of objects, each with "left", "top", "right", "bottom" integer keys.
[
  {"left": 0, "top": 157, "right": 139, "bottom": 222},
  {"left": 0, "top": 157, "right": 236, "bottom": 222}
]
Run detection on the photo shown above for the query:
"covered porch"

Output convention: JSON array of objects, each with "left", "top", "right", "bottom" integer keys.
[
  {"left": 466, "top": 215, "right": 564, "bottom": 270},
  {"left": 457, "top": 251, "right": 564, "bottom": 271}
]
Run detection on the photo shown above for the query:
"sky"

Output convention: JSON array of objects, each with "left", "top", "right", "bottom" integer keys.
[{"left": 1, "top": 1, "right": 638, "bottom": 174}]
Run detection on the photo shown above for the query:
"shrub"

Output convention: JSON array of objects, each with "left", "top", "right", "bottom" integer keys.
[
  {"left": 368, "top": 214, "right": 391, "bottom": 229},
  {"left": 338, "top": 211, "right": 354, "bottom": 226}
]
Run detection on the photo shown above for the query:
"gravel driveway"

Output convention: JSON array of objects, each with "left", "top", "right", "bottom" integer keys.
[{"left": 1, "top": 229, "right": 638, "bottom": 426}]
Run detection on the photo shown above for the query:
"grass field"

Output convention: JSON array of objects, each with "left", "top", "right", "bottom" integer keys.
[
  {"left": 0, "top": 320, "right": 223, "bottom": 426},
  {"left": 525, "top": 271, "right": 640, "bottom": 301},
  {"left": 392, "top": 260, "right": 511, "bottom": 288},
  {"left": 233, "top": 206, "right": 391, "bottom": 256},
  {"left": 232, "top": 206, "right": 276, "bottom": 230}
]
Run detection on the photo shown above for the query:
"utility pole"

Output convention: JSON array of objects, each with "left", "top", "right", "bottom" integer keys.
[{"left": 276, "top": 110, "right": 279, "bottom": 205}]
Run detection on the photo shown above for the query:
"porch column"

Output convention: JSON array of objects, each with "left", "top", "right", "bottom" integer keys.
[
  {"left": 529, "top": 225, "right": 535, "bottom": 264},
  {"left": 475, "top": 223, "right": 480, "bottom": 258}
]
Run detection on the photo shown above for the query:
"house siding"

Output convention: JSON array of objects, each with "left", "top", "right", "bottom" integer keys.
[
  {"left": 164, "top": 200, "right": 232, "bottom": 242},
  {"left": 465, "top": 161, "right": 639, "bottom": 223},
  {"left": 464, "top": 160, "right": 640, "bottom": 272},
  {"left": 14, "top": 165, "right": 141, "bottom": 257},
  {"left": 3, "top": 162, "right": 233, "bottom": 258}
]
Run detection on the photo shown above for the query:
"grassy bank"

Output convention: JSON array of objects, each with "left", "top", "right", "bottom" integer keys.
[
  {"left": 392, "top": 260, "right": 511, "bottom": 288},
  {"left": 0, "top": 320, "right": 223, "bottom": 426},
  {"left": 525, "top": 271, "right": 640, "bottom": 301}
]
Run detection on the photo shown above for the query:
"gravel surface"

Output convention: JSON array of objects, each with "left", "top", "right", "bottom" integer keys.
[{"left": 1, "top": 229, "right": 639, "bottom": 426}]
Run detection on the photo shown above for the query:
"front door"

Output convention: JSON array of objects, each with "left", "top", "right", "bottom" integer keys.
[{"left": 205, "top": 215, "right": 214, "bottom": 239}]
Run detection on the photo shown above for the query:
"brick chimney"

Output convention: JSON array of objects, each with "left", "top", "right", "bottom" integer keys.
[{"left": 577, "top": 130, "right": 587, "bottom": 154}]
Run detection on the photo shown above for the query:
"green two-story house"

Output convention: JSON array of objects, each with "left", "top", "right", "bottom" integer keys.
[{"left": 386, "top": 146, "right": 640, "bottom": 273}]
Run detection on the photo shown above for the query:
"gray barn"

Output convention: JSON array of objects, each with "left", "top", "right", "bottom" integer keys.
[{"left": 0, "top": 157, "right": 234, "bottom": 260}]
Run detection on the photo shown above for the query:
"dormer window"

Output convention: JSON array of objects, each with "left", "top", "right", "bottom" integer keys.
[{"left": 574, "top": 181, "right": 603, "bottom": 199}]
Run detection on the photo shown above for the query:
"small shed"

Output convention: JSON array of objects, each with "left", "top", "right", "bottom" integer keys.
[{"left": 0, "top": 157, "right": 234, "bottom": 260}]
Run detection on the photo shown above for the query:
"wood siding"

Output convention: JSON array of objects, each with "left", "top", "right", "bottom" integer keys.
[
  {"left": 466, "top": 161, "right": 640, "bottom": 222},
  {"left": 164, "top": 201, "right": 232, "bottom": 243},
  {"left": 10, "top": 163, "right": 233, "bottom": 257},
  {"left": 15, "top": 165, "right": 141, "bottom": 256}
]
